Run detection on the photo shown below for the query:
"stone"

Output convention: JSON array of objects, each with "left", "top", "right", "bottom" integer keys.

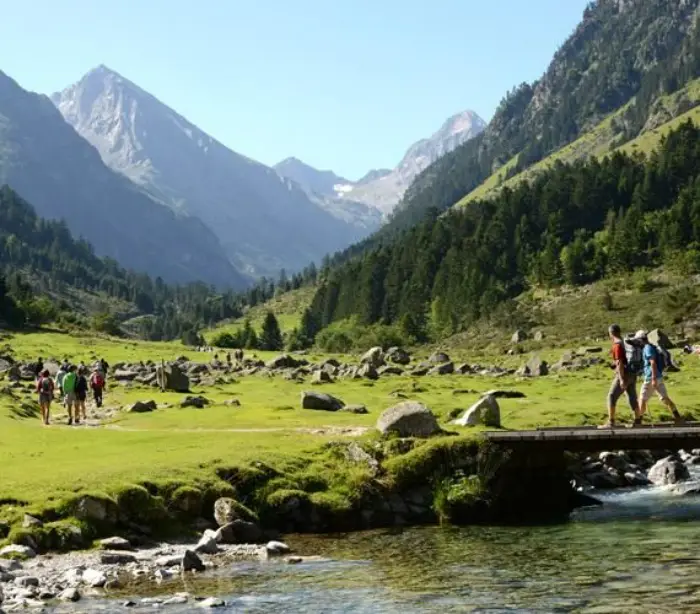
[
  {"left": 181, "top": 395, "right": 210, "bottom": 409},
  {"left": 224, "top": 398, "right": 241, "bottom": 407},
  {"left": 73, "top": 495, "right": 118, "bottom": 524},
  {"left": 216, "top": 520, "right": 263, "bottom": 544},
  {"left": 164, "top": 596, "right": 189, "bottom": 605},
  {"left": 533, "top": 331, "right": 545, "bottom": 342},
  {"left": 520, "top": 355, "right": 548, "bottom": 377},
  {"left": 624, "top": 471, "right": 651, "bottom": 487},
  {"left": 266, "top": 541, "right": 291, "bottom": 556},
  {"left": 198, "top": 597, "right": 225, "bottom": 608},
  {"left": 100, "top": 551, "right": 136, "bottom": 565},
  {"left": 454, "top": 395, "right": 501, "bottom": 428},
  {"left": 194, "top": 530, "right": 220, "bottom": 554},
  {"left": 265, "top": 354, "right": 300, "bottom": 370},
  {"left": 378, "top": 365, "right": 403, "bottom": 376},
  {"left": 342, "top": 404, "right": 369, "bottom": 414},
  {"left": 99, "top": 536, "right": 132, "bottom": 551},
  {"left": 128, "top": 400, "right": 157, "bottom": 413},
  {"left": 301, "top": 391, "right": 345, "bottom": 412},
  {"left": 104, "top": 578, "right": 122, "bottom": 590},
  {"left": 410, "top": 365, "right": 430, "bottom": 376},
  {"left": 376, "top": 401, "right": 441, "bottom": 438},
  {"left": 311, "top": 370, "right": 332, "bottom": 384},
  {"left": 428, "top": 361, "right": 454, "bottom": 376},
  {"left": 511, "top": 329, "right": 527, "bottom": 343},
  {"left": 156, "top": 363, "right": 190, "bottom": 392},
  {"left": 15, "top": 576, "right": 39, "bottom": 588},
  {"left": 213, "top": 498, "right": 254, "bottom": 527},
  {"left": 483, "top": 389, "right": 525, "bottom": 399},
  {"left": 154, "top": 554, "right": 181, "bottom": 568},
  {"left": 58, "top": 588, "right": 81, "bottom": 602},
  {"left": 386, "top": 347, "right": 410, "bottom": 365},
  {"left": 21, "top": 515, "right": 42, "bottom": 529},
  {"left": 182, "top": 550, "right": 205, "bottom": 572},
  {"left": 648, "top": 329, "right": 673, "bottom": 350},
  {"left": 113, "top": 369, "right": 139, "bottom": 381},
  {"left": 357, "top": 363, "right": 379, "bottom": 380},
  {"left": 82, "top": 568, "right": 107, "bottom": 588},
  {"left": 648, "top": 456, "right": 690, "bottom": 486},
  {"left": 428, "top": 351, "right": 450, "bottom": 363},
  {"left": 0, "top": 546, "right": 35, "bottom": 559},
  {"left": 360, "top": 347, "right": 385, "bottom": 368}
]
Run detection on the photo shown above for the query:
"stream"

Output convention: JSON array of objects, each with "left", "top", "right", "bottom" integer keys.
[{"left": 46, "top": 471, "right": 700, "bottom": 613}]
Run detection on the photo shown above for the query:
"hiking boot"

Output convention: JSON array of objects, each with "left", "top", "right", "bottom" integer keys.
[
  {"left": 630, "top": 417, "right": 643, "bottom": 428},
  {"left": 598, "top": 421, "right": 616, "bottom": 429},
  {"left": 67, "top": 417, "right": 73, "bottom": 426},
  {"left": 674, "top": 413, "right": 685, "bottom": 425}
]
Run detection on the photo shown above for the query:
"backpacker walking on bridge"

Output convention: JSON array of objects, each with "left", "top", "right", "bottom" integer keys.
[
  {"left": 601, "top": 324, "right": 641, "bottom": 428},
  {"left": 634, "top": 330, "right": 684, "bottom": 425}
]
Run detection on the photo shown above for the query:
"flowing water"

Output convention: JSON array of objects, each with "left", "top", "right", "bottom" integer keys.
[{"left": 51, "top": 477, "right": 700, "bottom": 613}]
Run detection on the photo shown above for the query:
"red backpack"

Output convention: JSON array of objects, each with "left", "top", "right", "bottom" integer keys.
[{"left": 92, "top": 373, "right": 105, "bottom": 388}]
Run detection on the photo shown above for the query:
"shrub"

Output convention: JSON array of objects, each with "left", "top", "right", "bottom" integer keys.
[{"left": 433, "top": 475, "right": 488, "bottom": 524}]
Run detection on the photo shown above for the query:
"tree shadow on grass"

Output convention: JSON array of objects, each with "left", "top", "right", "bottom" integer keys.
[{"left": 9, "top": 401, "right": 40, "bottom": 420}]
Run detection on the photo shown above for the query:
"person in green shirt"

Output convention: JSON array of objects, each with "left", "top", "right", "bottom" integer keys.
[{"left": 62, "top": 365, "right": 78, "bottom": 426}]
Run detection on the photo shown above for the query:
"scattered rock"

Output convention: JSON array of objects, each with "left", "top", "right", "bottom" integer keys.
[
  {"left": 181, "top": 396, "right": 210, "bottom": 409},
  {"left": 428, "top": 351, "right": 450, "bottom": 363},
  {"left": 454, "top": 395, "right": 501, "bottom": 428},
  {"left": 519, "top": 355, "right": 549, "bottom": 377},
  {"left": 357, "top": 363, "right": 379, "bottom": 380},
  {"left": 128, "top": 400, "right": 157, "bottom": 413},
  {"left": 99, "top": 551, "right": 136, "bottom": 565},
  {"left": 99, "top": 536, "right": 132, "bottom": 551},
  {"left": 511, "top": 330, "right": 527, "bottom": 343},
  {"left": 21, "top": 515, "right": 42, "bottom": 529},
  {"left": 216, "top": 520, "right": 263, "bottom": 544},
  {"left": 376, "top": 401, "right": 441, "bottom": 438},
  {"left": 182, "top": 550, "right": 205, "bottom": 572},
  {"left": 14, "top": 576, "right": 39, "bottom": 588},
  {"left": 82, "top": 568, "right": 107, "bottom": 588},
  {"left": 213, "top": 498, "right": 255, "bottom": 527},
  {"left": 73, "top": 495, "right": 118, "bottom": 524},
  {"left": 156, "top": 363, "right": 190, "bottom": 392},
  {"left": 342, "top": 404, "right": 369, "bottom": 414},
  {"left": 533, "top": 331, "right": 545, "bottom": 342},
  {"left": 648, "top": 329, "right": 673, "bottom": 350},
  {"left": 154, "top": 554, "right": 181, "bottom": 568},
  {"left": 311, "top": 370, "right": 332, "bottom": 384},
  {"left": 266, "top": 541, "right": 291, "bottom": 556},
  {"left": 386, "top": 347, "right": 410, "bottom": 365},
  {"left": 0, "top": 545, "right": 35, "bottom": 559},
  {"left": 648, "top": 456, "right": 690, "bottom": 486},
  {"left": 58, "top": 588, "right": 81, "bottom": 602},
  {"left": 224, "top": 398, "right": 241, "bottom": 407},
  {"left": 194, "top": 530, "right": 220, "bottom": 555},
  {"left": 198, "top": 597, "right": 225, "bottom": 608},
  {"left": 428, "top": 361, "right": 454, "bottom": 375},
  {"left": 483, "top": 389, "right": 525, "bottom": 399},
  {"left": 265, "top": 354, "right": 300, "bottom": 370},
  {"left": 360, "top": 347, "right": 385, "bottom": 368},
  {"left": 301, "top": 391, "right": 345, "bottom": 411}
]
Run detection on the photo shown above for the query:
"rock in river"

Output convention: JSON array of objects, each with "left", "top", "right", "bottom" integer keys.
[
  {"left": 377, "top": 401, "right": 441, "bottom": 438},
  {"left": 648, "top": 456, "right": 690, "bottom": 486},
  {"left": 301, "top": 391, "right": 345, "bottom": 411}
]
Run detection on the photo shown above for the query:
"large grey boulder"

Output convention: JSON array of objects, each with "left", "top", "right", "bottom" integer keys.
[
  {"left": 648, "top": 456, "right": 690, "bottom": 486},
  {"left": 454, "top": 395, "right": 501, "bottom": 428},
  {"left": 311, "top": 370, "right": 332, "bottom": 384},
  {"left": 360, "top": 347, "right": 385, "bottom": 368},
  {"left": 301, "top": 391, "right": 345, "bottom": 411},
  {"left": 156, "top": 363, "right": 190, "bottom": 392},
  {"left": 428, "top": 351, "right": 450, "bottom": 364},
  {"left": 213, "top": 498, "right": 255, "bottom": 527},
  {"left": 265, "top": 354, "right": 300, "bottom": 370},
  {"left": 428, "top": 361, "right": 454, "bottom": 376},
  {"left": 376, "top": 401, "right": 441, "bottom": 438},
  {"left": 648, "top": 329, "right": 673, "bottom": 350},
  {"left": 511, "top": 329, "right": 528, "bottom": 343},
  {"left": 216, "top": 520, "right": 263, "bottom": 544},
  {"left": 519, "top": 355, "right": 548, "bottom": 377},
  {"left": 357, "top": 363, "right": 379, "bottom": 380},
  {"left": 386, "top": 347, "right": 410, "bottom": 365}
]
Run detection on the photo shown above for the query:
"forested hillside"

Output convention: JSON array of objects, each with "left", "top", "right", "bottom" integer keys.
[
  {"left": 0, "top": 186, "right": 315, "bottom": 339},
  {"left": 384, "top": 0, "right": 700, "bottom": 233},
  {"left": 309, "top": 120, "right": 700, "bottom": 340}
]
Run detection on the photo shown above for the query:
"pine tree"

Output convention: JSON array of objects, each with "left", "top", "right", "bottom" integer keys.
[{"left": 259, "top": 312, "right": 283, "bottom": 351}]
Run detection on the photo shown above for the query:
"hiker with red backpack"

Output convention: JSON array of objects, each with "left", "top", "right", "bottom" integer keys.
[
  {"left": 601, "top": 324, "right": 642, "bottom": 428},
  {"left": 90, "top": 368, "right": 105, "bottom": 408},
  {"left": 36, "top": 369, "right": 54, "bottom": 425}
]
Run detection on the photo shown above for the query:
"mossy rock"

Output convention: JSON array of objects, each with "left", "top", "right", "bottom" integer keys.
[
  {"left": 433, "top": 476, "right": 489, "bottom": 524},
  {"left": 58, "top": 493, "right": 119, "bottom": 530},
  {"left": 215, "top": 463, "right": 279, "bottom": 499},
  {"left": 213, "top": 497, "right": 258, "bottom": 526},
  {"left": 261, "top": 489, "right": 311, "bottom": 530},
  {"left": 170, "top": 486, "right": 204, "bottom": 518},
  {"left": 8, "top": 519, "right": 92, "bottom": 553},
  {"left": 112, "top": 485, "right": 168, "bottom": 524}
]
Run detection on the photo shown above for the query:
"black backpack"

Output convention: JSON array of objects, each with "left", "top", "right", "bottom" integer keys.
[{"left": 623, "top": 338, "right": 644, "bottom": 375}]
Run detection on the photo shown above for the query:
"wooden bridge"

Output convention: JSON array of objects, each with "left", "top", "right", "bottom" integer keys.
[{"left": 484, "top": 423, "right": 700, "bottom": 452}]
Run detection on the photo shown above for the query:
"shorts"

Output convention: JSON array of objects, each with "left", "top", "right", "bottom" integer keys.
[
  {"left": 39, "top": 393, "right": 52, "bottom": 405},
  {"left": 64, "top": 391, "right": 77, "bottom": 405},
  {"left": 608, "top": 373, "right": 638, "bottom": 410},
  {"left": 640, "top": 380, "right": 669, "bottom": 402}
]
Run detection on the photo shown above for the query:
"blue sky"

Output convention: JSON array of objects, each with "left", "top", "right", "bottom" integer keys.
[{"left": 1, "top": 0, "right": 589, "bottom": 180}]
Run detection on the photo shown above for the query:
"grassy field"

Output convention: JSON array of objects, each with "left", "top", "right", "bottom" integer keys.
[
  {"left": 2, "top": 319, "right": 700, "bottom": 534},
  {"left": 205, "top": 286, "right": 314, "bottom": 342}
]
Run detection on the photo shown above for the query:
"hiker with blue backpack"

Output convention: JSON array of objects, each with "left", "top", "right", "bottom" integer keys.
[
  {"left": 634, "top": 330, "right": 684, "bottom": 425},
  {"left": 602, "top": 324, "right": 642, "bottom": 428}
]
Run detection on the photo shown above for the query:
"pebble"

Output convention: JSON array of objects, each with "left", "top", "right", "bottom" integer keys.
[
  {"left": 14, "top": 576, "right": 39, "bottom": 588},
  {"left": 100, "top": 551, "right": 137, "bottom": 565},
  {"left": 99, "top": 536, "right": 133, "bottom": 551},
  {"left": 198, "top": 597, "right": 225, "bottom": 608},
  {"left": 58, "top": 587, "right": 81, "bottom": 602},
  {"left": 266, "top": 541, "right": 291, "bottom": 556}
]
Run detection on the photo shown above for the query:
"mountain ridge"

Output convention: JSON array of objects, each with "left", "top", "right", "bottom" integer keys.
[{"left": 53, "top": 66, "right": 376, "bottom": 278}]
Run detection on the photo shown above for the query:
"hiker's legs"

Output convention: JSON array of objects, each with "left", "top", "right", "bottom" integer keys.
[
  {"left": 639, "top": 381, "right": 652, "bottom": 418},
  {"left": 624, "top": 374, "right": 640, "bottom": 419},
  {"left": 95, "top": 388, "right": 103, "bottom": 407},
  {"left": 655, "top": 382, "right": 682, "bottom": 421},
  {"left": 606, "top": 377, "right": 624, "bottom": 425},
  {"left": 45, "top": 400, "right": 51, "bottom": 424},
  {"left": 39, "top": 400, "right": 47, "bottom": 423}
]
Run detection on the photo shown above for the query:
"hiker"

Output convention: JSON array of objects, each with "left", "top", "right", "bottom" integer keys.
[
  {"left": 99, "top": 357, "right": 109, "bottom": 377},
  {"left": 33, "top": 357, "right": 44, "bottom": 379},
  {"left": 90, "top": 368, "right": 105, "bottom": 408},
  {"left": 75, "top": 368, "right": 89, "bottom": 424},
  {"left": 55, "top": 363, "right": 67, "bottom": 404},
  {"left": 62, "top": 364, "right": 78, "bottom": 426},
  {"left": 601, "top": 324, "right": 641, "bottom": 428},
  {"left": 36, "top": 369, "right": 54, "bottom": 425},
  {"left": 635, "top": 330, "right": 684, "bottom": 424}
]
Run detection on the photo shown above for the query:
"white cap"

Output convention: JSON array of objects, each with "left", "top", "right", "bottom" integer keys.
[{"left": 633, "top": 329, "right": 648, "bottom": 340}]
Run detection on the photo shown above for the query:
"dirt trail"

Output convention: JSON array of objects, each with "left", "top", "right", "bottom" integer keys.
[{"left": 98, "top": 424, "right": 370, "bottom": 436}]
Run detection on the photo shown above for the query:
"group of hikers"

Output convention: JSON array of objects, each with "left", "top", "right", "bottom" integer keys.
[
  {"left": 35, "top": 357, "right": 109, "bottom": 426},
  {"left": 605, "top": 325, "right": 684, "bottom": 428}
]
